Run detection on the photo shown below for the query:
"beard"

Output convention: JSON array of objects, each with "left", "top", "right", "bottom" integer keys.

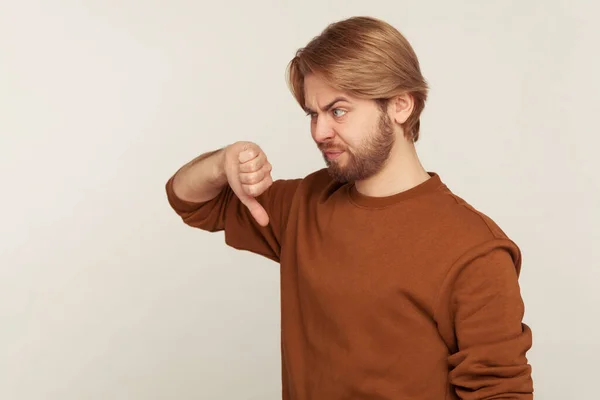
[{"left": 320, "top": 111, "right": 396, "bottom": 183}]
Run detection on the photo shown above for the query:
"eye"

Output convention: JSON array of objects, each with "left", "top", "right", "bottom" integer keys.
[{"left": 332, "top": 108, "right": 346, "bottom": 117}]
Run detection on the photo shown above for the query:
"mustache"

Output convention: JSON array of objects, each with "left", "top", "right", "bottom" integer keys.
[{"left": 318, "top": 143, "right": 347, "bottom": 152}]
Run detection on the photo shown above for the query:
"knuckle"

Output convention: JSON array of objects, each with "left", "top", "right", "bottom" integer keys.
[
  {"left": 245, "top": 184, "right": 257, "bottom": 197},
  {"left": 254, "top": 159, "right": 265, "bottom": 171},
  {"left": 255, "top": 169, "right": 265, "bottom": 182},
  {"left": 247, "top": 171, "right": 262, "bottom": 184}
]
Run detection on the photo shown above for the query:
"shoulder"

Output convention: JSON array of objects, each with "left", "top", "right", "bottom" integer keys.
[
  {"left": 437, "top": 187, "right": 513, "bottom": 241},
  {"left": 425, "top": 179, "right": 522, "bottom": 272},
  {"left": 280, "top": 168, "right": 340, "bottom": 196},
  {"left": 270, "top": 168, "right": 352, "bottom": 213},
  {"left": 298, "top": 167, "right": 335, "bottom": 186},
  {"left": 267, "top": 168, "right": 339, "bottom": 204}
]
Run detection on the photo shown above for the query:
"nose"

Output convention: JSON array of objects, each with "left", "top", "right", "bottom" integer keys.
[{"left": 312, "top": 115, "right": 335, "bottom": 143}]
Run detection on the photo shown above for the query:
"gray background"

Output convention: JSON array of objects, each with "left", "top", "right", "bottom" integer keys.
[{"left": 1, "top": 0, "right": 598, "bottom": 399}]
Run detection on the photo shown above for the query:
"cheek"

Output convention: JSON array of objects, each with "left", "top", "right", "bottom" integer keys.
[{"left": 335, "top": 127, "right": 360, "bottom": 147}]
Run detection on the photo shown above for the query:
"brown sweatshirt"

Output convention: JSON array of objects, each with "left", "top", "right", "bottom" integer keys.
[{"left": 165, "top": 168, "right": 533, "bottom": 400}]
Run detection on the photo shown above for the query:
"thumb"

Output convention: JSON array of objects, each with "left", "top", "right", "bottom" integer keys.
[{"left": 239, "top": 196, "right": 270, "bottom": 227}]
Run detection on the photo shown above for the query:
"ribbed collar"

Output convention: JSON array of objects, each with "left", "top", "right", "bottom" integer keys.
[{"left": 347, "top": 172, "right": 444, "bottom": 208}]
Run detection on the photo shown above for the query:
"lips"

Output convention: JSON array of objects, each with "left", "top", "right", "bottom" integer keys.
[
  {"left": 324, "top": 150, "right": 344, "bottom": 160},
  {"left": 319, "top": 143, "right": 346, "bottom": 160}
]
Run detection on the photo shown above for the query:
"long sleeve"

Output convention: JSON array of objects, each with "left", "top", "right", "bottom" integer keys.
[
  {"left": 165, "top": 174, "right": 302, "bottom": 262},
  {"left": 435, "top": 239, "right": 534, "bottom": 399}
]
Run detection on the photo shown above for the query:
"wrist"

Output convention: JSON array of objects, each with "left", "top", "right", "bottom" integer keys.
[{"left": 211, "top": 147, "right": 228, "bottom": 186}]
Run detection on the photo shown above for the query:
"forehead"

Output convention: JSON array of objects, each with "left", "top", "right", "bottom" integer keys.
[
  {"left": 303, "top": 74, "right": 352, "bottom": 105},
  {"left": 303, "top": 74, "right": 380, "bottom": 116}
]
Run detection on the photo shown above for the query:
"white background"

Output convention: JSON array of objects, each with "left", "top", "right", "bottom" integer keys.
[{"left": 1, "top": 0, "right": 598, "bottom": 399}]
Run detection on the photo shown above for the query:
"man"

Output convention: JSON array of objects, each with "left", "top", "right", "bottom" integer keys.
[{"left": 165, "top": 16, "right": 533, "bottom": 400}]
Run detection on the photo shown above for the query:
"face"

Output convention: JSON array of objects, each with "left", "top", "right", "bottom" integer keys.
[{"left": 303, "top": 74, "right": 396, "bottom": 183}]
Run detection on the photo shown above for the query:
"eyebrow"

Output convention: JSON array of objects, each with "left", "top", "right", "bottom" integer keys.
[{"left": 304, "top": 96, "right": 350, "bottom": 113}]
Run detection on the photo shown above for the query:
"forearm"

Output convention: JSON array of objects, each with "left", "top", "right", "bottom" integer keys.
[
  {"left": 438, "top": 241, "right": 533, "bottom": 399},
  {"left": 172, "top": 148, "right": 228, "bottom": 203}
]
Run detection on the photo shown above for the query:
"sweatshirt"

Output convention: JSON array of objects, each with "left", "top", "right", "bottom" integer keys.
[{"left": 165, "top": 168, "right": 534, "bottom": 400}]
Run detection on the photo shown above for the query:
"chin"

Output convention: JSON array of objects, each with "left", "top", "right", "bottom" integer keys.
[{"left": 325, "top": 164, "right": 355, "bottom": 183}]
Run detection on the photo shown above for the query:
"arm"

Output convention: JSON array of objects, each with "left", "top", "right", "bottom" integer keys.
[
  {"left": 171, "top": 148, "right": 228, "bottom": 203},
  {"left": 165, "top": 141, "right": 301, "bottom": 262},
  {"left": 435, "top": 239, "right": 534, "bottom": 399},
  {"left": 171, "top": 142, "right": 273, "bottom": 226}
]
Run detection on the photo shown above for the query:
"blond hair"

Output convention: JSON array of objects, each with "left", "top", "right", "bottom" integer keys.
[{"left": 286, "top": 16, "right": 429, "bottom": 142}]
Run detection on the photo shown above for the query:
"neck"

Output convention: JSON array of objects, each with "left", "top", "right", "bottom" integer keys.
[{"left": 354, "top": 140, "right": 430, "bottom": 197}]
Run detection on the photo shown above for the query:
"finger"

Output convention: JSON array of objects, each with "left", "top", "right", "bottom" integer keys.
[
  {"left": 242, "top": 173, "right": 273, "bottom": 198},
  {"left": 239, "top": 152, "right": 267, "bottom": 173},
  {"left": 236, "top": 177, "right": 272, "bottom": 227},
  {"left": 238, "top": 146, "right": 260, "bottom": 164},
  {"left": 238, "top": 162, "right": 272, "bottom": 185},
  {"left": 242, "top": 197, "right": 270, "bottom": 227}
]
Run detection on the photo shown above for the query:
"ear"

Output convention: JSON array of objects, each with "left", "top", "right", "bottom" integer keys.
[{"left": 389, "top": 93, "right": 414, "bottom": 125}]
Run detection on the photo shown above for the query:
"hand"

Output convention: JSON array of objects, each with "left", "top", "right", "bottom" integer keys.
[{"left": 223, "top": 141, "right": 273, "bottom": 226}]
